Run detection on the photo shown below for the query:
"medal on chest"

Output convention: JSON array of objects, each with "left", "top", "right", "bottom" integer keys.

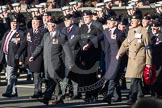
[
  {"left": 52, "top": 38, "right": 58, "bottom": 44},
  {"left": 135, "top": 33, "right": 142, "bottom": 43},
  {"left": 70, "top": 35, "right": 75, "bottom": 39},
  {"left": 156, "top": 38, "right": 162, "bottom": 44},
  {"left": 15, "top": 32, "right": 20, "bottom": 44}
]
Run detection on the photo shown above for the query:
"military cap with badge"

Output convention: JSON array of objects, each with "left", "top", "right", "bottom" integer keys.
[
  {"left": 151, "top": 21, "right": 162, "bottom": 45},
  {"left": 142, "top": 16, "right": 151, "bottom": 21},
  {"left": 32, "top": 16, "right": 42, "bottom": 21},
  {"left": 119, "top": 17, "right": 128, "bottom": 26},
  {"left": 131, "top": 14, "right": 142, "bottom": 20},
  {"left": 107, "top": 16, "right": 118, "bottom": 21},
  {"left": 151, "top": 22, "right": 161, "bottom": 28},
  {"left": 10, "top": 16, "right": 18, "bottom": 22},
  {"left": 83, "top": 10, "right": 93, "bottom": 16},
  {"left": 63, "top": 14, "right": 74, "bottom": 21},
  {"left": 47, "top": 17, "right": 58, "bottom": 24}
]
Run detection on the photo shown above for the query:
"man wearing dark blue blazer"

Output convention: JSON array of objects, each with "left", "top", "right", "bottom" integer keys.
[
  {"left": 61, "top": 14, "right": 80, "bottom": 99},
  {"left": 0, "top": 17, "right": 25, "bottom": 97}
]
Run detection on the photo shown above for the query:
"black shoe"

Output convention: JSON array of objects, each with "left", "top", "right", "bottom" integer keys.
[
  {"left": 2, "top": 93, "right": 18, "bottom": 98},
  {"left": 27, "top": 74, "right": 32, "bottom": 81},
  {"left": 83, "top": 98, "right": 91, "bottom": 103},
  {"left": 30, "top": 94, "right": 42, "bottom": 98},
  {"left": 49, "top": 99, "right": 64, "bottom": 105},
  {"left": 71, "top": 95, "right": 82, "bottom": 100},
  {"left": 126, "top": 100, "right": 136, "bottom": 105},
  {"left": 11, "top": 93, "right": 18, "bottom": 97},
  {"left": 112, "top": 98, "right": 121, "bottom": 102},
  {"left": 38, "top": 98, "right": 49, "bottom": 105},
  {"left": 103, "top": 97, "right": 111, "bottom": 104},
  {"left": 91, "top": 96, "right": 98, "bottom": 103}
]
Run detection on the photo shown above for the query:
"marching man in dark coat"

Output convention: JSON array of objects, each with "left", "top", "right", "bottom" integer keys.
[
  {"left": 0, "top": 17, "right": 25, "bottom": 97},
  {"left": 60, "top": 14, "right": 80, "bottom": 99},
  {"left": 150, "top": 21, "right": 162, "bottom": 98},
  {"left": 78, "top": 10, "right": 103, "bottom": 103},
  {"left": 83, "top": 16, "right": 126, "bottom": 104},
  {"left": 102, "top": 16, "right": 126, "bottom": 104},
  {"left": 16, "top": 16, "right": 47, "bottom": 98},
  {"left": 29, "top": 18, "right": 74, "bottom": 105}
]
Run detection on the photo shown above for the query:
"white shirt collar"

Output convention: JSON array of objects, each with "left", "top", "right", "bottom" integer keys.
[
  {"left": 87, "top": 22, "right": 92, "bottom": 28},
  {"left": 50, "top": 31, "right": 56, "bottom": 37},
  {"left": 109, "top": 27, "right": 116, "bottom": 34}
]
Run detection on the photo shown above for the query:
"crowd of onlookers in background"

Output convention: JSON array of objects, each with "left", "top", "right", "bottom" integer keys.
[{"left": 0, "top": 0, "right": 161, "bottom": 9}]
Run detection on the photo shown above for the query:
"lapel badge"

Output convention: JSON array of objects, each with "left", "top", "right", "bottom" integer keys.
[{"left": 70, "top": 35, "right": 75, "bottom": 39}]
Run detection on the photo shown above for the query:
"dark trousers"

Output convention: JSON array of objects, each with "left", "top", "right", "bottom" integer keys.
[
  {"left": 129, "top": 78, "right": 144, "bottom": 101},
  {"left": 85, "top": 73, "right": 98, "bottom": 99},
  {"left": 44, "top": 78, "right": 57, "bottom": 100},
  {"left": 33, "top": 72, "right": 42, "bottom": 95},
  {"left": 105, "top": 79, "right": 121, "bottom": 101}
]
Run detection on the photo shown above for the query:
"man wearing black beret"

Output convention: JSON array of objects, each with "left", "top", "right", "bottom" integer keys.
[
  {"left": 0, "top": 17, "right": 25, "bottom": 98},
  {"left": 60, "top": 14, "right": 81, "bottom": 100},
  {"left": 77, "top": 10, "right": 103, "bottom": 103},
  {"left": 28, "top": 18, "right": 74, "bottom": 105},
  {"left": 16, "top": 15, "right": 48, "bottom": 99},
  {"left": 116, "top": 14, "right": 152, "bottom": 105},
  {"left": 150, "top": 21, "right": 162, "bottom": 98}
]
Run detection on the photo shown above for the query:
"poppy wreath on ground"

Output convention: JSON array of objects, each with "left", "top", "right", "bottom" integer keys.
[{"left": 143, "top": 65, "right": 157, "bottom": 85}]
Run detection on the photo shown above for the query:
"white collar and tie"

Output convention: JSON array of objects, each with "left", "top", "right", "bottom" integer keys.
[
  {"left": 87, "top": 22, "right": 92, "bottom": 33},
  {"left": 50, "top": 31, "right": 56, "bottom": 38},
  {"left": 67, "top": 25, "right": 73, "bottom": 33}
]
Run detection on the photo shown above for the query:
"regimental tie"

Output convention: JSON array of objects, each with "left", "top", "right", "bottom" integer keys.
[
  {"left": 67, "top": 27, "right": 71, "bottom": 33},
  {"left": 87, "top": 24, "right": 91, "bottom": 33},
  {"left": 109, "top": 29, "right": 112, "bottom": 38},
  {"left": 33, "top": 29, "right": 38, "bottom": 34},
  {"left": 109, "top": 29, "right": 111, "bottom": 34},
  {"left": 3, "top": 31, "right": 13, "bottom": 54},
  {"left": 50, "top": 32, "right": 53, "bottom": 38}
]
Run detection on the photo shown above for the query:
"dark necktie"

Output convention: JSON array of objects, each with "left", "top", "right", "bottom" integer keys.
[
  {"left": 67, "top": 27, "right": 71, "bottom": 33},
  {"left": 87, "top": 24, "right": 91, "bottom": 33},
  {"left": 33, "top": 29, "right": 38, "bottom": 34},
  {"left": 109, "top": 29, "right": 111, "bottom": 33},
  {"left": 152, "top": 36, "right": 158, "bottom": 44}
]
